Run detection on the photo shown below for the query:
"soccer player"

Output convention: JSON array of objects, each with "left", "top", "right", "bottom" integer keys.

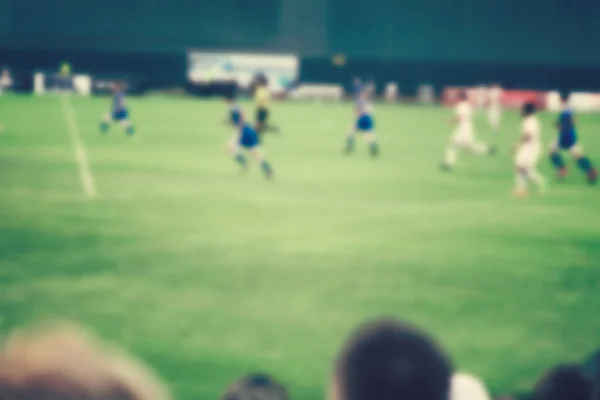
[
  {"left": 513, "top": 102, "right": 546, "bottom": 197},
  {"left": 99, "top": 82, "right": 135, "bottom": 136},
  {"left": 384, "top": 81, "right": 399, "bottom": 103},
  {"left": 254, "top": 76, "right": 279, "bottom": 135},
  {"left": 228, "top": 107, "right": 274, "bottom": 180},
  {"left": 441, "top": 91, "right": 495, "bottom": 170},
  {"left": 0, "top": 67, "right": 13, "bottom": 94},
  {"left": 487, "top": 83, "right": 503, "bottom": 134},
  {"left": 352, "top": 77, "right": 363, "bottom": 101},
  {"left": 225, "top": 94, "right": 243, "bottom": 154},
  {"left": 344, "top": 90, "right": 379, "bottom": 157},
  {"left": 0, "top": 67, "right": 12, "bottom": 133},
  {"left": 549, "top": 93, "right": 598, "bottom": 184}
]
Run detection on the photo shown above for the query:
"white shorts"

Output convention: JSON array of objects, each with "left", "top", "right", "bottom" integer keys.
[
  {"left": 515, "top": 146, "right": 540, "bottom": 168},
  {"left": 451, "top": 130, "right": 476, "bottom": 148}
]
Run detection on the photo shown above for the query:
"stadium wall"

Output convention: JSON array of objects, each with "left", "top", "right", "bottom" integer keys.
[
  {"left": 301, "top": 58, "right": 600, "bottom": 97},
  {"left": 2, "top": 0, "right": 600, "bottom": 93}
]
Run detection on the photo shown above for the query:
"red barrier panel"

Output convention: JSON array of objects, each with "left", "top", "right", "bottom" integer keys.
[
  {"left": 442, "top": 87, "right": 547, "bottom": 109},
  {"left": 502, "top": 90, "right": 546, "bottom": 110}
]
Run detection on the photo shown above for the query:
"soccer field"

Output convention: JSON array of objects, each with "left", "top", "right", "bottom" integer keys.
[{"left": 1, "top": 94, "right": 599, "bottom": 399}]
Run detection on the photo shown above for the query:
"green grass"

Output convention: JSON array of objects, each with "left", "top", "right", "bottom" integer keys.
[{"left": 1, "top": 94, "right": 599, "bottom": 399}]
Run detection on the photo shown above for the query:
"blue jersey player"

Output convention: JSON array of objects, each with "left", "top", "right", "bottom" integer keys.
[
  {"left": 100, "top": 82, "right": 135, "bottom": 136},
  {"left": 352, "top": 77, "right": 363, "bottom": 101},
  {"left": 344, "top": 90, "right": 379, "bottom": 158},
  {"left": 224, "top": 97, "right": 274, "bottom": 180},
  {"left": 225, "top": 94, "right": 243, "bottom": 152},
  {"left": 225, "top": 94, "right": 242, "bottom": 126},
  {"left": 549, "top": 93, "right": 597, "bottom": 184}
]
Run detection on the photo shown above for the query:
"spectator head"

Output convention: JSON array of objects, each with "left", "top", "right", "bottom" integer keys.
[
  {"left": 221, "top": 373, "right": 289, "bottom": 400},
  {"left": 0, "top": 323, "right": 170, "bottom": 400},
  {"left": 450, "top": 372, "right": 491, "bottom": 400},
  {"left": 533, "top": 363, "right": 594, "bottom": 400},
  {"left": 583, "top": 350, "right": 600, "bottom": 397},
  {"left": 331, "top": 318, "right": 453, "bottom": 400}
]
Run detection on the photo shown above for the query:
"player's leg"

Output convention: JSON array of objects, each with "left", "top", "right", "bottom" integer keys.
[
  {"left": 549, "top": 141, "right": 567, "bottom": 178},
  {"left": 249, "top": 146, "right": 273, "bottom": 179},
  {"left": 226, "top": 135, "right": 238, "bottom": 156},
  {"left": 488, "top": 107, "right": 500, "bottom": 134},
  {"left": 513, "top": 166, "right": 528, "bottom": 197},
  {"left": 528, "top": 167, "right": 547, "bottom": 192},
  {"left": 256, "top": 108, "right": 280, "bottom": 134},
  {"left": 262, "top": 109, "right": 280, "bottom": 134},
  {"left": 114, "top": 109, "right": 134, "bottom": 136},
  {"left": 468, "top": 139, "right": 496, "bottom": 155},
  {"left": 344, "top": 125, "right": 357, "bottom": 154},
  {"left": 232, "top": 143, "right": 248, "bottom": 170},
  {"left": 363, "top": 132, "right": 379, "bottom": 157},
  {"left": 441, "top": 138, "right": 460, "bottom": 170},
  {"left": 527, "top": 150, "right": 546, "bottom": 192},
  {"left": 100, "top": 113, "right": 111, "bottom": 133},
  {"left": 517, "top": 148, "right": 546, "bottom": 195},
  {"left": 569, "top": 144, "right": 598, "bottom": 184},
  {"left": 514, "top": 148, "right": 528, "bottom": 196},
  {"left": 118, "top": 119, "right": 135, "bottom": 136}
]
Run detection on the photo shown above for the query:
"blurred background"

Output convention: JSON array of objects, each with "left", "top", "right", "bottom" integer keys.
[
  {"left": 2, "top": 0, "right": 600, "bottom": 94},
  {"left": 1, "top": 1, "right": 599, "bottom": 400}
]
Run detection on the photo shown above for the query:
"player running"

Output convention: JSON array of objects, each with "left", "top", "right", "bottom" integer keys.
[
  {"left": 344, "top": 89, "right": 379, "bottom": 157},
  {"left": 254, "top": 76, "right": 279, "bottom": 135},
  {"left": 352, "top": 77, "right": 363, "bottom": 101},
  {"left": 549, "top": 93, "right": 597, "bottom": 184},
  {"left": 225, "top": 100, "right": 274, "bottom": 180},
  {"left": 441, "top": 91, "right": 495, "bottom": 170},
  {"left": 100, "top": 82, "right": 135, "bottom": 136},
  {"left": 225, "top": 94, "right": 243, "bottom": 153},
  {"left": 487, "top": 83, "right": 503, "bottom": 134},
  {"left": 513, "top": 102, "right": 546, "bottom": 197}
]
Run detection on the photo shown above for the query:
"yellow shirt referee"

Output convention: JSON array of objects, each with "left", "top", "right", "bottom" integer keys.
[
  {"left": 254, "top": 82, "right": 279, "bottom": 134},
  {"left": 255, "top": 85, "right": 270, "bottom": 109}
]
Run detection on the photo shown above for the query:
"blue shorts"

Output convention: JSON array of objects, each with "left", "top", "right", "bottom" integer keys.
[
  {"left": 239, "top": 126, "right": 260, "bottom": 148},
  {"left": 558, "top": 131, "right": 577, "bottom": 150},
  {"left": 356, "top": 114, "right": 374, "bottom": 132},
  {"left": 112, "top": 108, "right": 129, "bottom": 121}
]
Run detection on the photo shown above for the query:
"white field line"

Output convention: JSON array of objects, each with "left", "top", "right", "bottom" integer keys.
[{"left": 61, "top": 95, "right": 97, "bottom": 199}]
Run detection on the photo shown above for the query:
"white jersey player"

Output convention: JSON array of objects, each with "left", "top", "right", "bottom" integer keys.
[
  {"left": 487, "top": 84, "right": 502, "bottom": 133},
  {"left": 513, "top": 102, "right": 546, "bottom": 197},
  {"left": 384, "top": 81, "right": 398, "bottom": 103},
  {"left": 475, "top": 85, "right": 487, "bottom": 110},
  {"left": 441, "top": 91, "right": 495, "bottom": 170}
]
